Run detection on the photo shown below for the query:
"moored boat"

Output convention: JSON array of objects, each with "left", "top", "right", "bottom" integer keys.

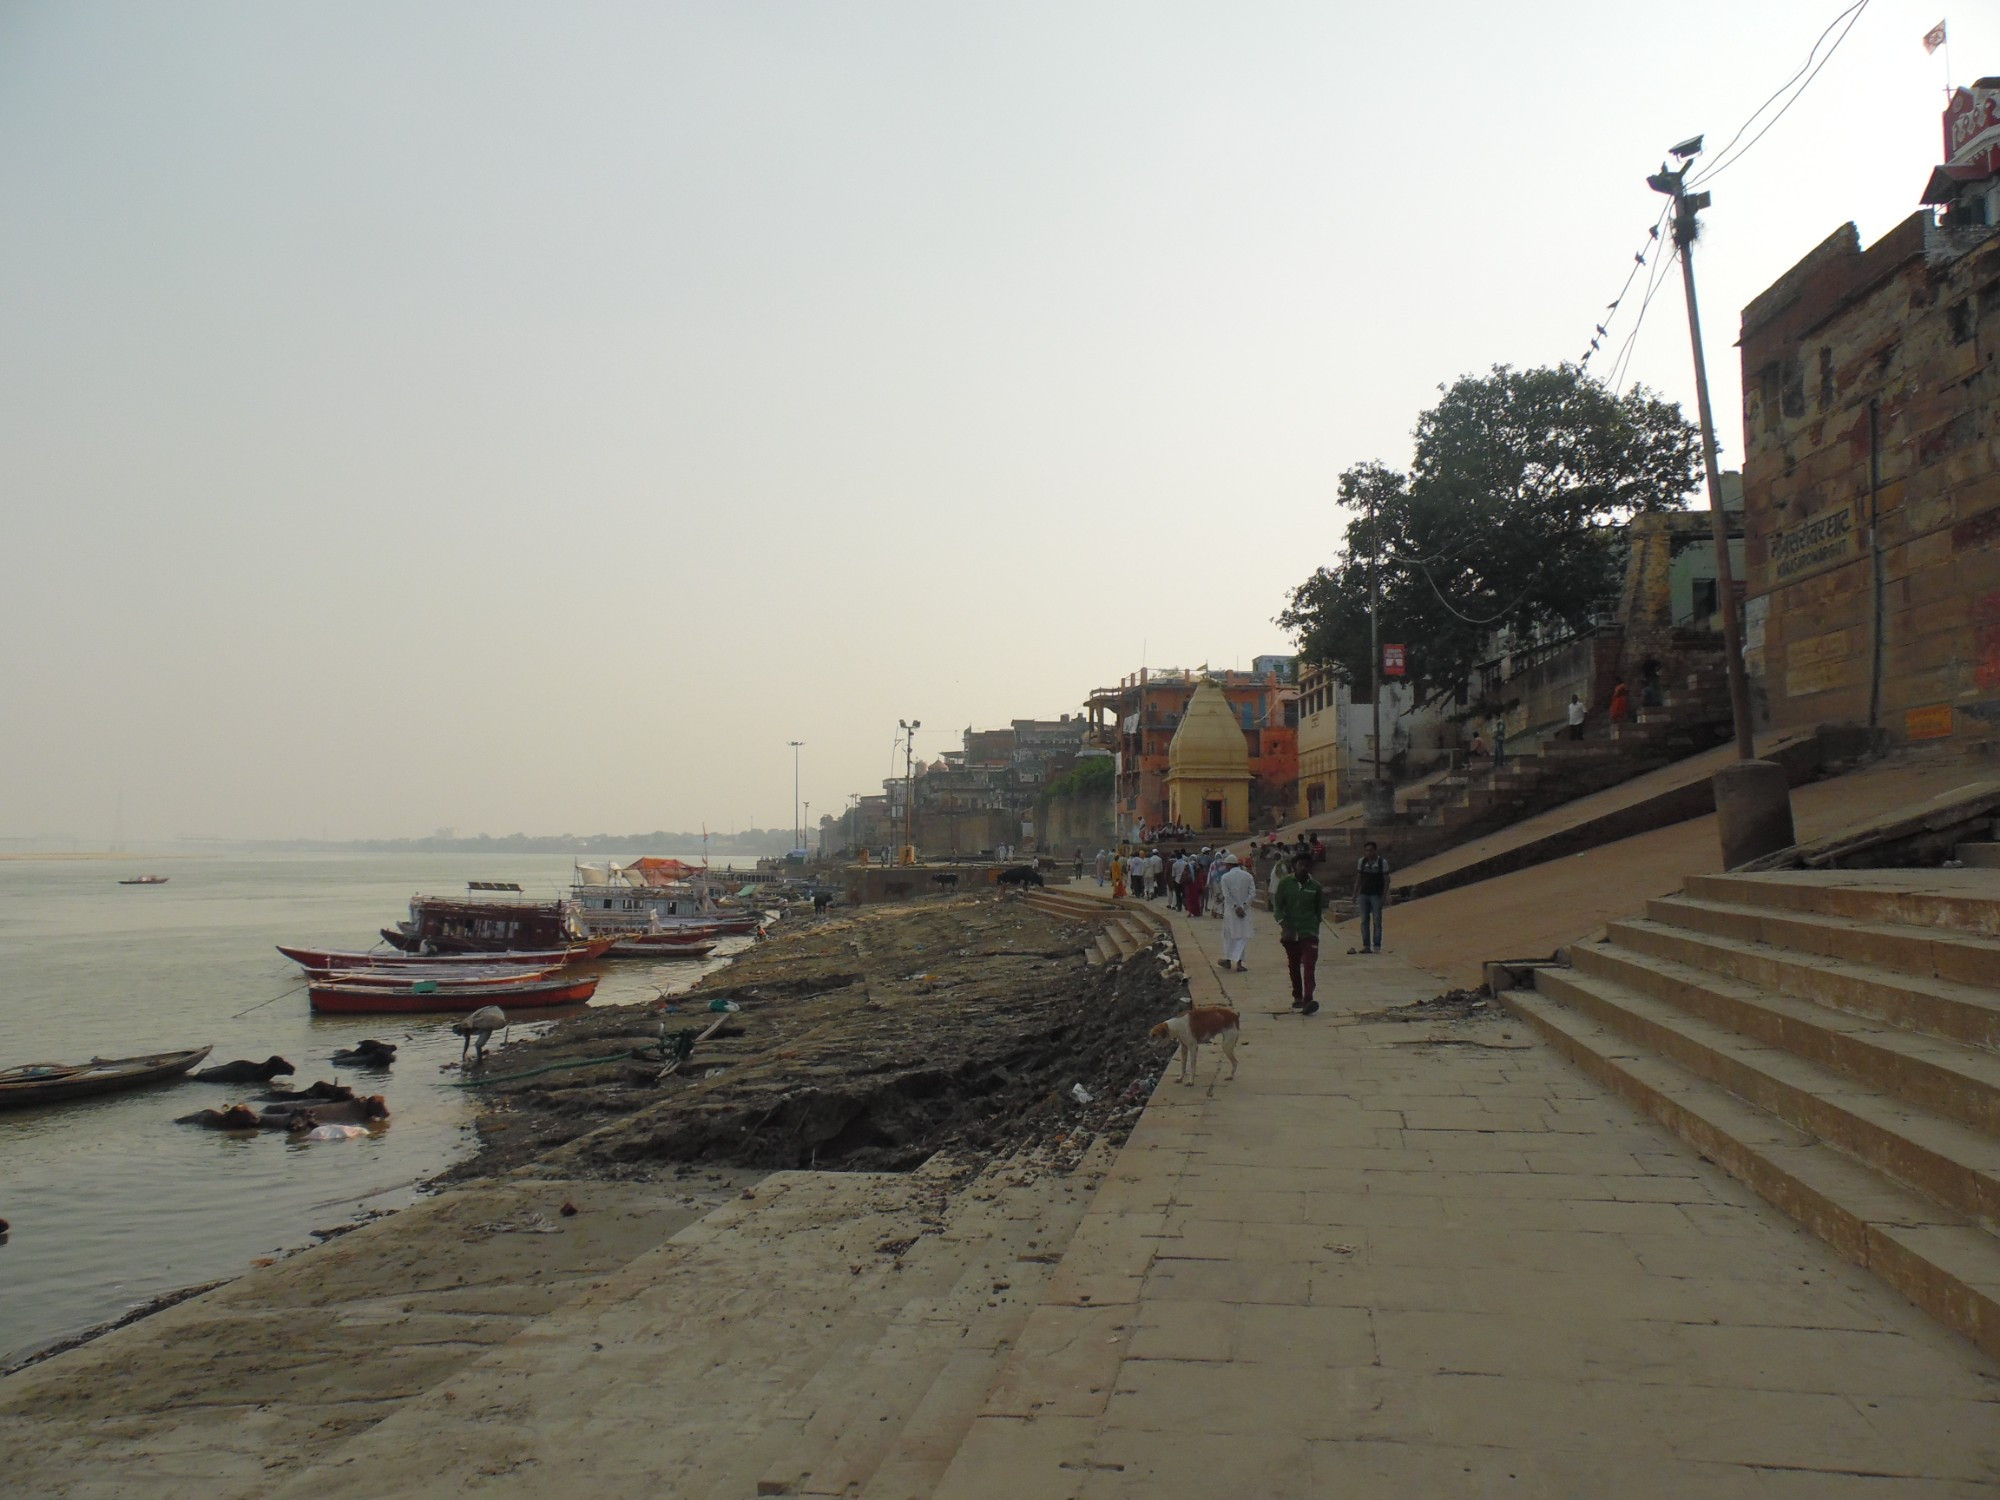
[
  {"left": 602, "top": 934, "right": 719, "bottom": 959},
  {"left": 118, "top": 875, "right": 169, "bottom": 886},
  {"left": 379, "top": 882, "right": 581, "bottom": 955},
  {"left": 307, "top": 973, "right": 599, "bottom": 1015},
  {"left": 277, "top": 940, "right": 611, "bottom": 971},
  {"left": 0, "top": 1046, "right": 212, "bottom": 1109},
  {"left": 303, "top": 965, "right": 562, "bottom": 988}
]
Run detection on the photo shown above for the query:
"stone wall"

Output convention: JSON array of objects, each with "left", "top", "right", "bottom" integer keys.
[
  {"left": 1739, "top": 214, "right": 2000, "bottom": 749},
  {"left": 1038, "top": 785, "right": 1116, "bottom": 852}
]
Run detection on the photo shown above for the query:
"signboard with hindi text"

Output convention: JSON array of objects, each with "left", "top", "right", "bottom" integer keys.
[
  {"left": 1383, "top": 644, "right": 1406, "bottom": 677},
  {"left": 1770, "top": 502, "right": 1860, "bottom": 585}
]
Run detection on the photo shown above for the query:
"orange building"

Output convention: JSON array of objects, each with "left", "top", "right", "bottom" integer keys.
[{"left": 1084, "top": 662, "right": 1297, "bottom": 838}]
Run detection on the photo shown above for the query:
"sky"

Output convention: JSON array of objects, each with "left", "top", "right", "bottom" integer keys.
[{"left": 0, "top": 1, "right": 1986, "bottom": 843}]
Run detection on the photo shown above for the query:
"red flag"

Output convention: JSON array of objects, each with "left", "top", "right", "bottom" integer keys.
[{"left": 1923, "top": 20, "right": 1947, "bottom": 55}]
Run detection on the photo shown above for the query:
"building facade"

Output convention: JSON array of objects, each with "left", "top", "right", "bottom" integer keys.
[
  {"left": 1084, "top": 665, "right": 1298, "bottom": 838},
  {"left": 1737, "top": 81, "right": 2000, "bottom": 749}
]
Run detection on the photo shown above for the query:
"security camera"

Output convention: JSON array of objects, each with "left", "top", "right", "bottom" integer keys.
[{"left": 1670, "top": 135, "right": 1704, "bottom": 159}]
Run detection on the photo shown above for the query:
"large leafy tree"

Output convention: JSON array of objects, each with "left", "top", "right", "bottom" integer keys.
[{"left": 1279, "top": 364, "right": 1699, "bottom": 699}]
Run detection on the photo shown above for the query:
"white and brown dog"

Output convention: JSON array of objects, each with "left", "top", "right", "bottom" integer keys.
[{"left": 1151, "top": 1005, "right": 1241, "bottom": 1085}]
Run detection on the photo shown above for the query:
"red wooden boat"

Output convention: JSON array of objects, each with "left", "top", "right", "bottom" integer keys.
[
  {"left": 304, "top": 965, "right": 561, "bottom": 988},
  {"left": 308, "top": 972, "right": 600, "bottom": 1015},
  {"left": 277, "top": 941, "right": 611, "bottom": 971},
  {"left": 381, "top": 888, "right": 578, "bottom": 954}
]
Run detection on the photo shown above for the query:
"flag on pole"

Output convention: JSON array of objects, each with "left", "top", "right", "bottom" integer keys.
[{"left": 1923, "top": 20, "right": 1947, "bottom": 55}]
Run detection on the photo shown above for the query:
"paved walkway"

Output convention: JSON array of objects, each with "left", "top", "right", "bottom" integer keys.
[{"left": 932, "top": 899, "right": 2000, "bottom": 1497}]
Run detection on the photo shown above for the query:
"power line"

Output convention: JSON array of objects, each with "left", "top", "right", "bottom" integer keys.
[
  {"left": 1690, "top": 0, "right": 1872, "bottom": 187},
  {"left": 1607, "top": 237, "right": 1680, "bottom": 393},
  {"left": 1581, "top": 0, "right": 1874, "bottom": 378}
]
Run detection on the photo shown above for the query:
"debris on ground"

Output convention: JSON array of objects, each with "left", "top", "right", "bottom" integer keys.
[{"left": 446, "top": 893, "right": 1178, "bottom": 1183}]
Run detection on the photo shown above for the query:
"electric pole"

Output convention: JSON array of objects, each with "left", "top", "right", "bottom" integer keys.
[
  {"left": 1368, "top": 483, "right": 1383, "bottom": 787},
  {"left": 1650, "top": 144, "right": 1757, "bottom": 761},
  {"left": 789, "top": 740, "right": 805, "bottom": 851}
]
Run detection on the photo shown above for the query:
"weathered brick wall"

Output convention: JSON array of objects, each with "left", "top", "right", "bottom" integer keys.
[{"left": 1739, "top": 212, "right": 2000, "bottom": 748}]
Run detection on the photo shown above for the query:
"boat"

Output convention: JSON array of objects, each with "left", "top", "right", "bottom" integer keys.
[
  {"left": 118, "top": 875, "right": 169, "bottom": 886},
  {"left": 571, "top": 861, "right": 766, "bottom": 939},
  {"left": 601, "top": 935, "right": 719, "bottom": 959},
  {"left": 302, "top": 965, "right": 563, "bottom": 988},
  {"left": 307, "top": 973, "right": 601, "bottom": 1015},
  {"left": 276, "top": 940, "right": 611, "bottom": 971},
  {"left": 0, "top": 1046, "right": 212, "bottom": 1109},
  {"left": 380, "top": 882, "right": 582, "bottom": 954}
]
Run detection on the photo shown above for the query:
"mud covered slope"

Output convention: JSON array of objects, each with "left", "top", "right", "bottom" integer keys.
[{"left": 453, "top": 893, "right": 1180, "bottom": 1179}]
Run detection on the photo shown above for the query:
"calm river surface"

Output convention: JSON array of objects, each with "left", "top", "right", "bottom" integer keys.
[{"left": 0, "top": 852, "right": 753, "bottom": 1365}]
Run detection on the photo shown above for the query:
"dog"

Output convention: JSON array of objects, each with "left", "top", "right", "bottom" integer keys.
[
  {"left": 194, "top": 1056, "right": 295, "bottom": 1084},
  {"left": 995, "top": 865, "right": 1044, "bottom": 888},
  {"left": 1150, "top": 1006, "right": 1241, "bottom": 1085}
]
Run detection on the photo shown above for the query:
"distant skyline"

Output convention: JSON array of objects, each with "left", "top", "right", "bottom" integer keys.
[{"left": 2, "top": 3, "right": 1987, "bottom": 841}]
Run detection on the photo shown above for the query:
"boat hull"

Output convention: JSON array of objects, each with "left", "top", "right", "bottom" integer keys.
[
  {"left": 307, "top": 977, "right": 600, "bottom": 1014},
  {"left": 602, "top": 937, "right": 719, "bottom": 959},
  {"left": 0, "top": 1046, "right": 212, "bottom": 1109},
  {"left": 279, "top": 942, "right": 609, "bottom": 970}
]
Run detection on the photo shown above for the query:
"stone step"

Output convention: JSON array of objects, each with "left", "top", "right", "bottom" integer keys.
[
  {"left": 1646, "top": 894, "right": 2000, "bottom": 996},
  {"left": 1533, "top": 964, "right": 2000, "bottom": 1226},
  {"left": 1501, "top": 984, "right": 2000, "bottom": 1360},
  {"left": 1684, "top": 872, "right": 2000, "bottom": 939},
  {"left": 1574, "top": 932, "right": 2000, "bottom": 1134},
  {"left": 754, "top": 1153, "right": 1084, "bottom": 1499},
  {"left": 1959, "top": 844, "right": 2000, "bottom": 870}
]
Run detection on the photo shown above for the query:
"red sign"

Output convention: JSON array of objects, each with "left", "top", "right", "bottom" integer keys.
[{"left": 1383, "top": 644, "right": 1407, "bottom": 677}]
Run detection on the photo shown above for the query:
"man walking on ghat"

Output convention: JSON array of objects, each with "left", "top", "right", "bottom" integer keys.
[
  {"left": 1273, "top": 852, "right": 1326, "bottom": 1014},
  {"left": 1215, "top": 852, "right": 1256, "bottom": 972},
  {"left": 1353, "top": 840, "right": 1390, "bottom": 955},
  {"left": 1567, "top": 693, "right": 1586, "bottom": 741}
]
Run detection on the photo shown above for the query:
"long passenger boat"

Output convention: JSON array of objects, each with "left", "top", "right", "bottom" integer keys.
[{"left": 380, "top": 882, "right": 581, "bottom": 954}]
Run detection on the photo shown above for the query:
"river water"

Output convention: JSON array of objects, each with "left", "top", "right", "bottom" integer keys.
[{"left": 0, "top": 853, "right": 753, "bottom": 1366}]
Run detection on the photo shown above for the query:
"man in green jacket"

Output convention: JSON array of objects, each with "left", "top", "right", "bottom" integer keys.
[{"left": 1272, "top": 852, "right": 1327, "bottom": 1015}]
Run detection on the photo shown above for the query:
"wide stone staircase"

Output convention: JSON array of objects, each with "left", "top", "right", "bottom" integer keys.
[
  {"left": 1305, "top": 664, "right": 1734, "bottom": 874},
  {"left": 1022, "top": 884, "right": 1170, "bottom": 966},
  {"left": 1498, "top": 867, "right": 2000, "bottom": 1356}
]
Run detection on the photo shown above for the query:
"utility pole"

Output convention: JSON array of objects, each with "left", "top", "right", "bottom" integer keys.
[
  {"left": 1649, "top": 143, "right": 1756, "bottom": 761},
  {"left": 1368, "top": 483, "right": 1383, "bottom": 786},
  {"left": 1649, "top": 138, "right": 1793, "bottom": 869},
  {"left": 897, "top": 718, "right": 921, "bottom": 862},
  {"left": 789, "top": 740, "right": 805, "bottom": 851}
]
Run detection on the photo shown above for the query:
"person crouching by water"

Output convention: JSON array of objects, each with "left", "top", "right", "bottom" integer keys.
[
  {"left": 1353, "top": 840, "right": 1391, "bottom": 955},
  {"left": 1273, "top": 853, "right": 1326, "bottom": 1014}
]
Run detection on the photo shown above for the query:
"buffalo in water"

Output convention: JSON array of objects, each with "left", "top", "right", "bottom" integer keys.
[
  {"left": 262, "top": 1080, "right": 357, "bottom": 1104},
  {"left": 194, "top": 1056, "right": 294, "bottom": 1084},
  {"left": 331, "top": 1039, "right": 397, "bottom": 1067}
]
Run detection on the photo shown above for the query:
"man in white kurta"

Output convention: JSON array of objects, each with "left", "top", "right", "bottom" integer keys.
[{"left": 1215, "top": 854, "right": 1258, "bottom": 971}]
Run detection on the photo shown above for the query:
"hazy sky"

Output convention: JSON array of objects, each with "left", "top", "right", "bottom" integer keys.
[{"left": 2, "top": 2, "right": 1984, "bottom": 842}]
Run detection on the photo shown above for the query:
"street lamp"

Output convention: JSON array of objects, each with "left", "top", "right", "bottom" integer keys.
[
  {"left": 789, "top": 740, "right": 805, "bottom": 853},
  {"left": 897, "top": 718, "right": 921, "bottom": 861}
]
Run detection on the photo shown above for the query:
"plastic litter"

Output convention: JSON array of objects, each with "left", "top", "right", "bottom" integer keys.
[
  {"left": 708, "top": 999, "right": 742, "bottom": 1013},
  {"left": 1069, "top": 1083, "right": 1094, "bottom": 1105},
  {"left": 304, "top": 1124, "right": 367, "bottom": 1142}
]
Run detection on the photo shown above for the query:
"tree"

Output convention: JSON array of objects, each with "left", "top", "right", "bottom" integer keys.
[{"left": 1279, "top": 364, "right": 1699, "bottom": 699}]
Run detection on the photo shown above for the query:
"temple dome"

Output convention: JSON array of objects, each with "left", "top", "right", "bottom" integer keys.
[{"left": 1167, "top": 679, "right": 1250, "bottom": 779}]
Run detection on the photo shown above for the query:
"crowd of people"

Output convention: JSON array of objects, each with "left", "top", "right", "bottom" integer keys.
[{"left": 1086, "top": 836, "right": 1395, "bottom": 1015}]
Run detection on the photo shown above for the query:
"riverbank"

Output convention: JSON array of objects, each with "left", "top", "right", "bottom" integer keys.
[
  {"left": 0, "top": 891, "right": 1179, "bottom": 1494},
  {"left": 449, "top": 890, "right": 1175, "bottom": 1180}
]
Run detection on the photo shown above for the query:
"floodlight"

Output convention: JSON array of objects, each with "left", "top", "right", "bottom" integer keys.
[{"left": 1670, "top": 135, "right": 1704, "bottom": 159}]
